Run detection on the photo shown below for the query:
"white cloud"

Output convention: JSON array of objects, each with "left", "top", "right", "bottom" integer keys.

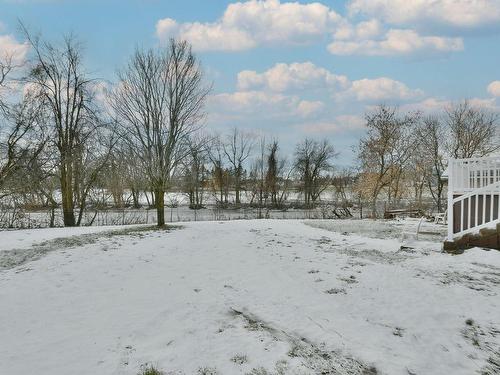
[
  {"left": 155, "top": 1, "right": 469, "bottom": 57},
  {"left": 296, "top": 100, "right": 324, "bottom": 117},
  {"left": 156, "top": 0, "right": 341, "bottom": 51},
  {"left": 400, "top": 96, "right": 500, "bottom": 113},
  {"left": 0, "top": 34, "right": 29, "bottom": 64},
  {"left": 343, "top": 77, "right": 424, "bottom": 101},
  {"left": 156, "top": 18, "right": 178, "bottom": 37},
  {"left": 237, "top": 62, "right": 349, "bottom": 92},
  {"left": 348, "top": 0, "right": 500, "bottom": 30},
  {"left": 300, "top": 115, "right": 365, "bottom": 134},
  {"left": 398, "top": 97, "right": 457, "bottom": 114},
  {"left": 328, "top": 28, "right": 463, "bottom": 56},
  {"left": 208, "top": 63, "right": 424, "bottom": 140},
  {"left": 156, "top": 18, "right": 256, "bottom": 52},
  {"left": 209, "top": 90, "right": 323, "bottom": 119},
  {"left": 208, "top": 63, "right": 430, "bottom": 142},
  {"left": 236, "top": 62, "right": 422, "bottom": 102},
  {"left": 333, "top": 19, "right": 382, "bottom": 41},
  {"left": 487, "top": 81, "right": 500, "bottom": 97},
  {"left": 223, "top": 0, "right": 341, "bottom": 43},
  {"left": 468, "top": 97, "right": 499, "bottom": 110}
]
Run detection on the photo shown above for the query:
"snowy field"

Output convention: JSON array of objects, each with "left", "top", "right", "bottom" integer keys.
[{"left": 1, "top": 219, "right": 499, "bottom": 374}]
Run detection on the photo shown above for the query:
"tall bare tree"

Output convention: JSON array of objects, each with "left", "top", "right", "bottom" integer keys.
[
  {"left": 181, "top": 135, "right": 209, "bottom": 209},
  {"left": 223, "top": 128, "right": 254, "bottom": 205},
  {"left": 206, "top": 135, "right": 226, "bottom": 204},
  {"left": 333, "top": 168, "right": 354, "bottom": 204},
  {"left": 417, "top": 116, "right": 446, "bottom": 212},
  {"left": 265, "top": 140, "right": 279, "bottom": 206},
  {"left": 0, "top": 93, "right": 46, "bottom": 194},
  {"left": 111, "top": 39, "right": 209, "bottom": 226},
  {"left": 264, "top": 140, "right": 291, "bottom": 208},
  {"left": 0, "top": 55, "right": 19, "bottom": 189},
  {"left": 111, "top": 140, "right": 147, "bottom": 209},
  {"left": 357, "top": 105, "right": 420, "bottom": 217},
  {"left": 73, "top": 129, "right": 115, "bottom": 226},
  {"left": 0, "top": 51, "right": 47, "bottom": 198},
  {"left": 0, "top": 55, "right": 14, "bottom": 113},
  {"left": 249, "top": 136, "right": 267, "bottom": 207},
  {"left": 294, "top": 139, "right": 336, "bottom": 207},
  {"left": 23, "top": 29, "right": 105, "bottom": 226},
  {"left": 446, "top": 100, "right": 499, "bottom": 159}
]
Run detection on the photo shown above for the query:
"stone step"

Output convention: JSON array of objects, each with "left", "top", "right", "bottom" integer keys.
[{"left": 444, "top": 224, "right": 500, "bottom": 254}]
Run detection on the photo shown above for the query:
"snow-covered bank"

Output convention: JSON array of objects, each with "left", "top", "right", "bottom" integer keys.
[{"left": 1, "top": 220, "right": 499, "bottom": 374}]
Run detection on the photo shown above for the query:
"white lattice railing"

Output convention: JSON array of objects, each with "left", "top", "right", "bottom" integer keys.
[{"left": 449, "top": 156, "right": 500, "bottom": 193}]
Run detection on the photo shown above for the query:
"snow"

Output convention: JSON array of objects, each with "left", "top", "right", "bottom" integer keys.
[
  {"left": 0, "top": 225, "right": 140, "bottom": 251},
  {"left": 1, "top": 219, "right": 499, "bottom": 374}
]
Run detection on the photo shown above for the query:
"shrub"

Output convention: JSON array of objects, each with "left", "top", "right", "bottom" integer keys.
[{"left": 138, "top": 365, "right": 164, "bottom": 375}]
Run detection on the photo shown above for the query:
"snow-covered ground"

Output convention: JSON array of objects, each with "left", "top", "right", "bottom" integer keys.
[
  {"left": 1, "top": 219, "right": 499, "bottom": 375},
  {"left": 1, "top": 225, "right": 142, "bottom": 251}
]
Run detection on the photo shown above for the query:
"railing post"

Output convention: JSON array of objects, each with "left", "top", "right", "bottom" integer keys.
[
  {"left": 491, "top": 190, "right": 495, "bottom": 222},
  {"left": 448, "top": 159, "right": 454, "bottom": 240},
  {"left": 483, "top": 193, "right": 486, "bottom": 224},
  {"left": 475, "top": 194, "right": 478, "bottom": 227},
  {"left": 460, "top": 199, "right": 464, "bottom": 232},
  {"left": 467, "top": 196, "right": 471, "bottom": 230}
]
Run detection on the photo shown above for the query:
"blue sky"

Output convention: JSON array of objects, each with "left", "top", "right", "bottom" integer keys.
[{"left": 1, "top": 0, "right": 500, "bottom": 165}]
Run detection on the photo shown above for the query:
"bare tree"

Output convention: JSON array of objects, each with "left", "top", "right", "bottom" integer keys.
[
  {"left": 207, "top": 134, "right": 229, "bottom": 205},
  {"left": 73, "top": 129, "right": 115, "bottom": 226},
  {"left": 108, "top": 140, "right": 146, "bottom": 209},
  {"left": 357, "top": 105, "right": 420, "bottom": 217},
  {"left": 332, "top": 168, "right": 354, "bottom": 204},
  {"left": 0, "top": 55, "right": 19, "bottom": 189},
  {"left": 0, "top": 55, "right": 14, "bottom": 113},
  {"left": 104, "top": 151, "right": 126, "bottom": 208},
  {"left": 111, "top": 39, "right": 209, "bottom": 226},
  {"left": 264, "top": 140, "right": 291, "bottom": 208},
  {"left": 181, "top": 135, "right": 209, "bottom": 209},
  {"left": 22, "top": 29, "right": 106, "bottom": 226},
  {"left": 407, "top": 148, "right": 428, "bottom": 209},
  {"left": 446, "top": 100, "right": 499, "bottom": 159},
  {"left": 294, "top": 139, "right": 336, "bottom": 207},
  {"left": 0, "top": 85, "right": 46, "bottom": 197},
  {"left": 417, "top": 116, "right": 446, "bottom": 212},
  {"left": 265, "top": 140, "right": 279, "bottom": 206},
  {"left": 249, "top": 136, "right": 267, "bottom": 207},
  {"left": 0, "top": 56, "right": 13, "bottom": 86},
  {"left": 26, "top": 154, "right": 59, "bottom": 226},
  {"left": 0, "top": 52, "right": 24, "bottom": 113},
  {"left": 223, "top": 128, "right": 254, "bottom": 205}
]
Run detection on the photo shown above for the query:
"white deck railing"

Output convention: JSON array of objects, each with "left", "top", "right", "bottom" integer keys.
[
  {"left": 448, "top": 156, "right": 500, "bottom": 240},
  {"left": 449, "top": 156, "right": 500, "bottom": 192},
  {"left": 449, "top": 181, "right": 500, "bottom": 239}
]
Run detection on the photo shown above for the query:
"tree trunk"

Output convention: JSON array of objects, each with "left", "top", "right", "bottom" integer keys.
[
  {"left": 155, "top": 189, "right": 165, "bottom": 227},
  {"left": 60, "top": 164, "right": 76, "bottom": 226},
  {"left": 437, "top": 179, "right": 444, "bottom": 212},
  {"left": 371, "top": 188, "right": 380, "bottom": 219},
  {"left": 131, "top": 189, "right": 140, "bottom": 209},
  {"left": 49, "top": 204, "right": 56, "bottom": 228},
  {"left": 235, "top": 169, "right": 241, "bottom": 205},
  {"left": 189, "top": 190, "right": 194, "bottom": 208},
  {"left": 76, "top": 196, "right": 87, "bottom": 226}
]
